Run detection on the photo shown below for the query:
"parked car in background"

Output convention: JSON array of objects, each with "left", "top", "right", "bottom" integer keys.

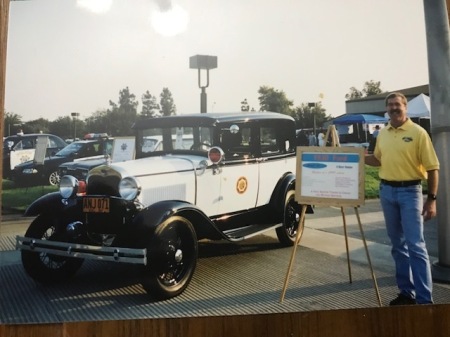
[
  {"left": 2, "top": 133, "right": 67, "bottom": 179},
  {"left": 17, "top": 112, "right": 312, "bottom": 301},
  {"left": 13, "top": 138, "right": 114, "bottom": 186}
]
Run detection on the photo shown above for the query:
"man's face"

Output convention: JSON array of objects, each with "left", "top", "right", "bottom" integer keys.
[{"left": 386, "top": 96, "right": 407, "bottom": 126}]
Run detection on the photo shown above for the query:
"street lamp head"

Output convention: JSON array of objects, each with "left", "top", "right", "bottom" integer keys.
[{"left": 189, "top": 55, "right": 218, "bottom": 70}]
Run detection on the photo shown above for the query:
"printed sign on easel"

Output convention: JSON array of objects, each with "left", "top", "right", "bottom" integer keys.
[
  {"left": 280, "top": 125, "right": 381, "bottom": 306},
  {"left": 295, "top": 146, "right": 365, "bottom": 207}
]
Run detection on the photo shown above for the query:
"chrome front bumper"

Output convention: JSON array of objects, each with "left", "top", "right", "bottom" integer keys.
[{"left": 16, "top": 236, "right": 147, "bottom": 265}]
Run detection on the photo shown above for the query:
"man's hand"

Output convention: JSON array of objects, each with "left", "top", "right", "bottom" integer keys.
[{"left": 422, "top": 199, "right": 437, "bottom": 221}]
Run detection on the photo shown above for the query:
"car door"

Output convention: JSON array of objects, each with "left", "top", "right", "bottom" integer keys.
[
  {"left": 216, "top": 124, "right": 259, "bottom": 215},
  {"left": 255, "top": 121, "right": 297, "bottom": 207}
]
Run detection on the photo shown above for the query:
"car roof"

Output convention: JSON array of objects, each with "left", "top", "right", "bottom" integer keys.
[
  {"left": 132, "top": 112, "right": 295, "bottom": 130},
  {"left": 4, "top": 133, "right": 60, "bottom": 140}
]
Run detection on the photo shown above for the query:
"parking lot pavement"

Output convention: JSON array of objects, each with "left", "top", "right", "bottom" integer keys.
[{"left": 1, "top": 200, "right": 450, "bottom": 324}]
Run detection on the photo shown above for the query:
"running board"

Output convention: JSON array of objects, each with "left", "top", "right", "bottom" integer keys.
[{"left": 223, "top": 223, "right": 281, "bottom": 242}]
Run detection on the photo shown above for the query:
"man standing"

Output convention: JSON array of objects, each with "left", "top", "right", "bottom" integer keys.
[{"left": 365, "top": 92, "right": 439, "bottom": 305}]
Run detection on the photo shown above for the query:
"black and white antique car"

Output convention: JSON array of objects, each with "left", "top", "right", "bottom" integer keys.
[{"left": 16, "top": 112, "right": 311, "bottom": 300}]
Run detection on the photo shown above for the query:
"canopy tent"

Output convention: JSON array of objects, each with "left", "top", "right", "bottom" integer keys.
[
  {"left": 329, "top": 113, "right": 388, "bottom": 143},
  {"left": 331, "top": 113, "right": 388, "bottom": 125},
  {"left": 384, "top": 93, "right": 430, "bottom": 119}
]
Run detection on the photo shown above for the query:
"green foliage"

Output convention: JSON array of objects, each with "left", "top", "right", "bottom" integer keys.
[
  {"left": 292, "top": 102, "right": 332, "bottom": 130},
  {"left": 141, "top": 90, "right": 160, "bottom": 117},
  {"left": 364, "top": 165, "right": 381, "bottom": 199},
  {"left": 345, "top": 80, "right": 386, "bottom": 100},
  {"left": 257, "top": 86, "right": 294, "bottom": 115},
  {"left": 4, "top": 112, "right": 23, "bottom": 137},
  {"left": 2, "top": 182, "right": 58, "bottom": 212},
  {"left": 159, "top": 88, "right": 176, "bottom": 116}
]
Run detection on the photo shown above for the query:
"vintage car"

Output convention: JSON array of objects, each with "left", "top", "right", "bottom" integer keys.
[{"left": 16, "top": 112, "right": 311, "bottom": 300}]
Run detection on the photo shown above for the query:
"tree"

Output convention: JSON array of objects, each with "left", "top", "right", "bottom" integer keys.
[
  {"left": 345, "top": 87, "right": 363, "bottom": 100},
  {"left": 107, "top": 87, "right": 138, "bottom": 136},
  {"left": 345, "top": 80, "right": 385, "bottom": 100},
  {"left": 159, "top": 88, "right": 176, "bottom": 116},
  {"left": 292, "top": 102, "right": 332, "bottom": 129},
  {"left": 240, "top": 98, "right": 250, "bottom": 112},
  {"left": 23, "top": 118, "right": 51, "bottom": 134},
  {"left": 4, "top": 112, "right": 22, "bottom": 136},
  {"left": 49, "top": 116, "right": 74, "bottom": 139},
  {"left": 141, "top": 90, "right": 160, "bottom": 117},
  {"left": 257, "top": 86, "right": 294, "bottom": 116}
]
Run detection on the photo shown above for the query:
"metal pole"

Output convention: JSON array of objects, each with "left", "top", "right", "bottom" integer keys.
[
  {"left": 423, "top": 0, "right": 450, "bottom": 281},
  {"left": 0, "top": 0, "right": 11, "bottom": 219}
]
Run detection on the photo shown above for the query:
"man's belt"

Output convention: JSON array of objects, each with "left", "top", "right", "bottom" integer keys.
[{"left": 381, "top": 179, "right": 421, "bottom": 187}]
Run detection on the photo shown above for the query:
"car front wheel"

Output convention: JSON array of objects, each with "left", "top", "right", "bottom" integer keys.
[
  {"left": 21, "top": 214, "right": 84, "bottom": 283},
  {"left": 276, "top": 190, "right": 303, "bottom": 246},
  {"left": 142, "top": 216, "right": 198, "bottom": 300}
]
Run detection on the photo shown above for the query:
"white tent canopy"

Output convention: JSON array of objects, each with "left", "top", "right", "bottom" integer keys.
[{"left": 384, "top": 93, "right": 430, "bottom": 119}]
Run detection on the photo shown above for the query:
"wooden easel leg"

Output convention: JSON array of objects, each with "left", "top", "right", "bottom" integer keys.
[
  {"left": 341, "top": 207, "right": 353, "bottom": 283},
  {"left": 280, "top": 205, "right": 307, "bottom": 303},
  {"left": 354, "top": 207, "right": 382, "bottom": 307}
]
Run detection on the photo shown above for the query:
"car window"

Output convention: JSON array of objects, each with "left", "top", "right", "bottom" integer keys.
[
  {"left": 13, "top": 138, "right": 34, "bottom": 150},
  {"left": 104, "top": 140, "right": 114, "bottom": 155},
  {"left": 221, "top": 126, "right": 252, "bottom": 160},
  {"left": 138, "top": 126, "right": 212, "bottom": 155},
  {"left": 260, "top": 127, "right": 280, "bottom": 155}
]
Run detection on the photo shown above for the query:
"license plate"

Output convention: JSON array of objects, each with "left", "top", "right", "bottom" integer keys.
[{"left": 83, "top": 197, "right": 110, "bottom": 213}]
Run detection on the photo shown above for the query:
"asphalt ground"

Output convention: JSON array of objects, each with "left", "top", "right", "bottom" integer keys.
[{"left": 1, "top": 199, "right": 450, "bottom": 324}]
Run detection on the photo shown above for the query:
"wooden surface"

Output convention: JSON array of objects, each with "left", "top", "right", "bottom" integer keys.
[{"left": 1, "top": 305, "right": 450, "bottom": 337}]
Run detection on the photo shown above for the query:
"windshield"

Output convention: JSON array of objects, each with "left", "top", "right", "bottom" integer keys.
[
  {"left": 137, "top": 126, "right": 212, "bottom": 156},
  {"left": 55, "top": 142, "right": 85, "bottom": 157}
]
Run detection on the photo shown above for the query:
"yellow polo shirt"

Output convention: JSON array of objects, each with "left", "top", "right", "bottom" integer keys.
[{"left": 374, "top": 119, "right": 439, "bottom": 181}]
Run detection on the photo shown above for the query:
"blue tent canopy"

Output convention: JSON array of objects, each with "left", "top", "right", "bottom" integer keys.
[{"left": 332, "top": 113, "right": 388, "bottom": 125}]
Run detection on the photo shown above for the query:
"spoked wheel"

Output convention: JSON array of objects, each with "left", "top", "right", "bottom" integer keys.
[
  {"left": 276, "top": 190, "right": 304, "bottom": 246},
  {"left": 142, "top": 216, "right": 198, "bottom": 300},
  {"left": 21, "top": 215, "right": 84, "bottom": 283},
  {"left": 48, "top": 170, "right": 60, "bottom": 186}
]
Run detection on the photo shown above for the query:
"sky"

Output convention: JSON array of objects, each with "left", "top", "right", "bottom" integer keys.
[{"left": 5, "top": 0, "right": 429, "bottom": 123}]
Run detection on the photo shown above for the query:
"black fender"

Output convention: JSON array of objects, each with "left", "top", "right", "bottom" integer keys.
[
  {"left": 269, "top": 172, "right": 296, "bottom": 214},
  {"left": 127, "top": 200, "right": 227, "bottom": 248},
  {"left": 269, "top": 172, "right": 313, "bottom": 216},
  {"left": 24, "top": 192, "right": 66, "bottom": 216}
]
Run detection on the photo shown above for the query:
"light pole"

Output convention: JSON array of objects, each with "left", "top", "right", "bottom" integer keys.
[
  {"left": 71, "top": 112, "right": 80, "bottom": 139},
  {"left": 308, "top": 102, "right": 317, "bottom": 144},
  {"left": 189, "top": 55, "right": 217, "bottom": 113}
]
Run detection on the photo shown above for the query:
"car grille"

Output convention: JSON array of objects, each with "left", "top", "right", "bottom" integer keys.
[
  {"left": 84, "top": 173, "right": 125, "bottom": 234},
  {"left": 87, "top": 174, "right": 121, "bottom": 196}
]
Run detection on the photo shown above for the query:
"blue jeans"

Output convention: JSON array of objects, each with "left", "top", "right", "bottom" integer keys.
[{"left": 379, "top": 183, "right": 433, "bottom": 304}]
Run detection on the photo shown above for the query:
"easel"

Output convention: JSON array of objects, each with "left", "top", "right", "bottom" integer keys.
[{"left": 280, "top": 125, "right": 382, "bottom": 306}]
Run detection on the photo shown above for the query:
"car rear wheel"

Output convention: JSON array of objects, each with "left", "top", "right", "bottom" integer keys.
[
  {"left": 48, "top": 170, "right": 60, "bottom": 186},
  {"left": 21, "top": 214, "right": 84, "bottom": 283},
  {"left": 142, "top": 216, "right": 198, "bottom": 300},
  {"left": 276, "top": 190, "right": 304, "bottom": 246}
]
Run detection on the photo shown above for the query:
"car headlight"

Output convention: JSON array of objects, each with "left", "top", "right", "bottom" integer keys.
[
  {"left": 119, "top": 177, "right": 140, "bottom": 201},
  {"left": 59, "top": 175, "right": 78, "bottom": 199}
]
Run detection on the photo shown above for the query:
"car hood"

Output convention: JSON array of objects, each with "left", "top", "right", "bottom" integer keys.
[
  {"left": 89, "top": 154, "right": 208, "bottom": 179},
  {"left": 60, "top": 157, "right": 107, "bottom": 170}
]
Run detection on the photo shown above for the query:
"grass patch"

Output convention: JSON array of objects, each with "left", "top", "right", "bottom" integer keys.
[
  {"left": 364, "top": 165, "right": 380, "bottom": 199},
  {"left": 2, "top": 181, "right": 58, "bottom": 212}
]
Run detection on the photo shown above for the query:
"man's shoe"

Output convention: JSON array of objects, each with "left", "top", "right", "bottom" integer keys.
[{"left": 389, "top": 294, "right": 417, "bottom": 306}]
